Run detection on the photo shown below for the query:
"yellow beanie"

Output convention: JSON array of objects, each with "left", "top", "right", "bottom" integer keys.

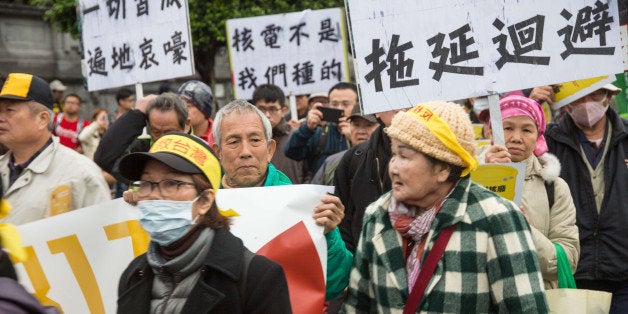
[{"left": 385, "top": 101, "right": 476, "bottom": 168}]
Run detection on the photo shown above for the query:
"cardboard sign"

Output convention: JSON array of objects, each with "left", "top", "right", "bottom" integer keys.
[
  {"left": 79, "top": 0, "right": 195, "bottom": 91},
  {"left": 227, "top": 8, "right": 349, "bottom": 99},
  {"left": 346, "top": 0, "right": 623, "bottom": 114}
]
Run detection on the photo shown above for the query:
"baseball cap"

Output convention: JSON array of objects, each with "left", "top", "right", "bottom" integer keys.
[
  {"left": 49, "top": 79, "right": 67, "bottom": 91},
  {"left": 119, "top": 132, "right": 222, "bottom": 191},
  {"left": 308, "top": 92, "right": 328, "bottom": 103},
  {"left": 601, "top": 83, "right": 621, "bottom": 95},
  {"left": 0, "top": 73, "right": 54, "bottom": 109},
  {"left": 347, "top": 104, "right": 377, "bottom": 123}
]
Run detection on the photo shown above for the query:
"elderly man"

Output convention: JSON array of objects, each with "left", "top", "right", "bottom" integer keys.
[
  {"left": 344, "top": 101, "right": 547, "bottom": 312},
  {"left": 311, "top": 104, "right": 379, "bottom": 186},
  {"left": 0, "top": 73, "right": 110, "bottom": 224},
  {"left": 546, "top": 84, "right": 628, "bottom": 313},
  {"left": 49, "top": 79, "right": 66, "bottom": 114},
  {"left": 95, "top": 92, "right": 189, "bottom": 181},
  {"left": 211, "top": 99, "right": 352, "bottom": 301}
]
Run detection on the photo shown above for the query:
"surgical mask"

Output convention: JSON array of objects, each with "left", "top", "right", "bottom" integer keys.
[
  {"left": 567, "top": 100, "right": 608, "bottom": 128},
  {"left": 138, "top": 199, "right": 196, "bottom": 246}
]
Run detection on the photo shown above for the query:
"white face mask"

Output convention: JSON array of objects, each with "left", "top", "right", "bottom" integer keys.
[
  {"left": 138, "top": 199, "right": 195, "bottom": 246},
  {"left": 567, "top": 100, "right": 608, "bottom": 128}
]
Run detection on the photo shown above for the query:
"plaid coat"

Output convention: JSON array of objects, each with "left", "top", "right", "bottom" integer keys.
[{"left": 343, "top": 177, "right": 548, "bottom": 313}]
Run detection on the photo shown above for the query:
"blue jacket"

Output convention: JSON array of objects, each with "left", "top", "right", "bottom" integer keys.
[
  {"left": 284, "top": 123, "right": 349, "bottom": 175},
  {"left": 545, "top": 110, "right": 628, "bottom": 282}
]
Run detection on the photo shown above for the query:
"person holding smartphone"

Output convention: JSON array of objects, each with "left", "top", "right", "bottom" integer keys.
[{"left": 284, "top": 82, "right": 357, "bottom": 175}]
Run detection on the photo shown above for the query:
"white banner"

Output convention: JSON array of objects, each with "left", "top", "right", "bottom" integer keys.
[
  {"left": 14, "top": 185, "right": 331, "bottom": 313},
  {"left": 346, "top": 0, "right": 623, "bottom": 113},
  {"left": 79, "top": 0, "right": 195, "bottom": 91},
  {"left": 227, "top": 8, "right": 350, "bottom": 99}
]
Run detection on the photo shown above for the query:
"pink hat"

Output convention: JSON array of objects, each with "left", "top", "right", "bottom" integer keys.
[{"left": 499, "top": 95, "right": 548, "bottom": 156}]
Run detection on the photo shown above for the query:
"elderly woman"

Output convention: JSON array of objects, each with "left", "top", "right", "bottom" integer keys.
[
  {"left": 116, "top": 132, "right": 291, "bottom": 313},
  {"left": 482, "top": 95, "right": 580, "bottom": 289},
  {"left": 343, "top": 101, "right": 547, "bottom": 313}
]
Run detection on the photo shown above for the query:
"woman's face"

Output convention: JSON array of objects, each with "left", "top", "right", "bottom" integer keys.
[
  {"left": 388, "top": 138, "right": 450, "bottom": 209},
  {"left": 503, "top": 115, "right": 538, "bottom": 162},
  {"left": 136, "top": 160, "right": 199, "bottom": 202}
]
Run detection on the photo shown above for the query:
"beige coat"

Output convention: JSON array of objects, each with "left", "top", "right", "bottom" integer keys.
[
  {"left": 520, "top": 153, "right": 580, "bottom": 289},
  {"left": 78, "top": 122, "right": 102, "bottom": 160},
  {"left": 0, "top": 137, "right": 111, "bottom": 225}
]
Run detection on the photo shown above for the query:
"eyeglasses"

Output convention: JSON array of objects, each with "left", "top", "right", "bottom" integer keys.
[
  {"left": 130, "top": 179, "right": 197, "bottom": 197},
  {"left": 256, "top": 106, "right": 282, "bottom": 114}
]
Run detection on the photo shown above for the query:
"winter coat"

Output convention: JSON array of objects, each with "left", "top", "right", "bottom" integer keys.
[
  {"left": 0, "top": 137, "right": 111, "bottom": 224},
  {"left": 343, "top": 177, "right": 548, "bottom": 313},
  {"left": 545, "top": 110, "right": 628, "bottom": 282},
  {"left": 334, "top": 126, "right": 391, "bottom": 253},
  {"left": 284, "top": 122, "right": 349, "bottom": 175},
  {"left": 519, "top": 153, "right": 579, "bottom": 289},
  {"left": 117, "top": 228, "right": 291, "bottom": 313}
]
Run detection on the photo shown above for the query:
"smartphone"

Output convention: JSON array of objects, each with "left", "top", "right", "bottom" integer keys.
[{"left": 319, "top": 107, "right": 344, "bottom": 123}]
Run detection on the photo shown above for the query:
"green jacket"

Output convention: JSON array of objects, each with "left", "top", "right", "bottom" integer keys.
[
  {"left": 259, "top": 162, "right": 352, "bottom": 300},
  {"left": 344, "top": 176, "right": 548, "bottom": 313}
]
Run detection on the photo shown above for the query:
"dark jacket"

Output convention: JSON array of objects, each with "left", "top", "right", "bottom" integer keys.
[
  {"left": 117, "top": 228, "right": 291, "bottom": 313},
  {"left": 271, "top": 119, "right": 309, "bottom": 184},
  {"left": 284, "top": 122, "right": 349, "bottom": 175},
  {"left": 334, "top": 126, "right": 391, "bottom": 253},
  {"left": 94, "top": 109, "right": 150, "bottom": 181},
  {"left": 545, "top": 110, "right": 628, "bottom": 282}
]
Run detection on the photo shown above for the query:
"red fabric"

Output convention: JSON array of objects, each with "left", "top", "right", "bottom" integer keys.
[
  {"left": 257, "top": 221, "right": 325, "bottom": 314},
  {"left": 201, "top": 118, "right": 215, "bottom": 147},
  {"left": 403, "top": 224, "right": 457, "bottom": 314},
  {"left": 54, "top": 114, "right": 89, "bottom": 150}
]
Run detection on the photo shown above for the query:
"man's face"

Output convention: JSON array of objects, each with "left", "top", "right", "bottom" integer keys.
[
  {"left": 296, "top": 94, "right": 309, "bottom": 116},
  {"left": 329, "top": 88, "right": 358, "bottom": 118},
  {"left": 255, "top": 100, "right": 286, "bottom": 129},
  {"left": 185, "top": 99, "right": 207, "bottom": 127},
  {"left": 119, "top": 95, "right": 135, "bottom": 110},
  {"left": 349, "top": 117, "right": 378, "bottom": 145},
  {"left": 63, "top": 96, "right": 81, "bottom": 115},
  {"left": 148, "top": 110, "right": 182, "bottom": 140},
  {"left": 52, "top": 90, "right": 63, "bottom": 101},
  {"left": 212, "top": 111, "right": 276, "bottom": 188},
  {"left": 0, "top": 100, "right": 48, "bottom": 148}
]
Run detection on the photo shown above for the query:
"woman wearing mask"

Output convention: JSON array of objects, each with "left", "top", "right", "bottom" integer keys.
[
  {"left": 116, "top": 132, "right": 291, "bottom": 313},
  {"left": 482, "top": 95, "right": 580, "bottom": 288}
]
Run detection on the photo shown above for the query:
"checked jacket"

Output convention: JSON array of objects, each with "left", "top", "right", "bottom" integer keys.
[{"left": 343, "top": 176, "right": 548, "bottom": 313}]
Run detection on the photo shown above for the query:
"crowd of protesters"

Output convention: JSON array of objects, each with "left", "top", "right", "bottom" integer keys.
[{"left": 0, "top": 71, "right": 626, "bottom": 313}]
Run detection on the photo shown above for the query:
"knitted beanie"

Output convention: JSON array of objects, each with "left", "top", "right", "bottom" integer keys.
[{"left": 385, "top": 101, "right": 476, "bottom": 167}]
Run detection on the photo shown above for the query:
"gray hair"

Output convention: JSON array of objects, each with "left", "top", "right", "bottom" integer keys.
[
  {"left": 26, "top": 101, "right": 54, "bottom": 132},
  {"left": 212, "top": 99, "right": 272, "bottom": 148},
  {"left": 146, "top": 92, "right": 188, "bottom": 129}
]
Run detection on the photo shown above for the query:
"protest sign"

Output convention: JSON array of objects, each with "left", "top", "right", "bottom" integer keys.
[
  {"left": 227, "top": 8, "right": 349, "bottom": 100},
  {"left": 14, "top": 185, "right": 331, "bottom": 313},
  {"left": 553, "top": 75, "right": 616, "bottom": 109},
  {"left": 80, "top": 0, "right": 195, "bottom": 91},
  {"left": 471, "top": 163, "right": 526, "bottom": 205},
  {"left": 346, "top": 0, "right": 623, "bottom": 114}
]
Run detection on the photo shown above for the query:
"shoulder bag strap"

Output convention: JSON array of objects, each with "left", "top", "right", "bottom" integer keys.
[{"left": 403, "top": 223, "right": 457, "bottom": 314}]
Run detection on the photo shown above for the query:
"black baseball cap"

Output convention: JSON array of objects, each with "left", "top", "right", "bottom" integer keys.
[{"left": 0, "top": 73, "right": 54, "bottom": 109}]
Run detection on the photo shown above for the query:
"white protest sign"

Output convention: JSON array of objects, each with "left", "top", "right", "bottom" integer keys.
[
  {"left": 14, "top": 185, "right": 330, "bottom": 314},
  {"left": 346, "top": 0, "right": 623, "bottom": 114},
  {"left": 80, "top": 0, "right": 195, "bottom": 91},
  {"left": 227, "top": 8, "right": 349, "bottom": 99}
]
